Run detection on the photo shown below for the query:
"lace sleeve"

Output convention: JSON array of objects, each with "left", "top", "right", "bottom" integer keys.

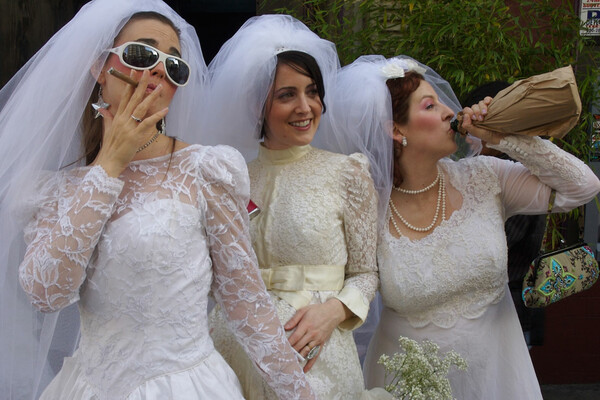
[
  {"left": 335, "top": 153, "right": 379, "bottom": 331},
  {"left": 201, "top": 146, "right": 317, "bottom": 400},
  {"left": 487, "top": 135, "right": 600, "bottom": 217},
  {"left": 18, "top": 166, "right": 124, "bottom": 313}
]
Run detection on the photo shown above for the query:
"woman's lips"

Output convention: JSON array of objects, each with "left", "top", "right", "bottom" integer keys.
[{"left": 289, "top": 119, "right": 311, "bottom": 129}]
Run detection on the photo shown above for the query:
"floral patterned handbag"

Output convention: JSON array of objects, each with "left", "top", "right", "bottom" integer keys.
[{"left": 522, "top": 191, "right": 599, "bottom": 308}]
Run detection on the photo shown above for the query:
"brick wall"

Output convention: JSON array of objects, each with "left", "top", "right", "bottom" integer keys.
[{"left": 530, "top": 280, "right": 600, "bottom": 383}]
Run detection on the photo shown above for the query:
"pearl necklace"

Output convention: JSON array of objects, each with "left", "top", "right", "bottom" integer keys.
[
  {"left": 389, "top": 172, "right": 446, "bottom": 234},
  {"left": 393, "top": 168, "right": 441, "bottom": 194}
]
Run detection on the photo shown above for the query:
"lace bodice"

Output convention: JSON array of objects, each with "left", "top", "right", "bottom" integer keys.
[
  {"left": 209, "top": 144, "right": 386, "bottom": 400},
  {"left": 18, "top": 145, "right": 315, "bottom": 399},
  {"left": 379, "top": 136, "right": 600, "bottom": 328},
  {"left": 247, "top": 145, "right": 379, "bottom": 328}
]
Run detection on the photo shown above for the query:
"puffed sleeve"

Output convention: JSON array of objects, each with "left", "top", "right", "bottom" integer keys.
[
  {"left": 199, "top": 145, "right": 317, "bottom": 400},
  {"left": 18, "top": 166, "right": 124, "bottom": 313},
  {"left": 486, "top": 135, "right": 600, "bottom": 218},
  {"left": 335, "top": 153, "right": 379, "bottom": 331}
]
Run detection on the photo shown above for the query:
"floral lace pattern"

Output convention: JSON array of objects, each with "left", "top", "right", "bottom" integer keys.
[
  {"left": 211, "top": 290, "right": 367, "bottom": 400},
  {"left": 379, "top": 136, "right": 600, "bottom": 329},
  {"left": 380, "top": 158, "right": 507, "bottom": 329},
  {"left": 489, "top": 135, "right": 595, "bottom": 216},
  {"left": 247, "top": 147, "right": 379, "bottom": 313},
  {"left": 19, "top": 145, "right": 315, "bottom": 399},
  {"left": 492, "top": 135, "right": 588, "bottom": 185},
  {"left": 210, "top": 145, "right": 379, "bottom": 399}
]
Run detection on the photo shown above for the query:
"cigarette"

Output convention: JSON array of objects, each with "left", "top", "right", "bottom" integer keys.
[{"left": 108, "top": 67, "right": 138, "bottom": 87}]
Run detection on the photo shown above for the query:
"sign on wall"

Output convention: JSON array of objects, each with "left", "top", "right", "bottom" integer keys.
[{"left": 581, "top": 0, "right": 600, "bottom": 35}]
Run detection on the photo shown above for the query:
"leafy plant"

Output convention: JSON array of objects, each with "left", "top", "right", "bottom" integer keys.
[{"left": 260, "top": 0, "right": 378, "bottom": 65}]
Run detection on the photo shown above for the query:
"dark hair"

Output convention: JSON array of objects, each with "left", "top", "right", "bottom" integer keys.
[
  {"left": 385, "top": 71, "right": 424, "bottom": 125},
  {"left": 277, "top": 51, "right": 326, "bottom": 114},
  {"left": 462, "top": 80, "right": 510, "bottom": 107},
  {"left": 260, "top": 50, "right": 326, "bottom": 139},
  {"left": 82, "top": 11, "right": 179, "bottom": 165}
]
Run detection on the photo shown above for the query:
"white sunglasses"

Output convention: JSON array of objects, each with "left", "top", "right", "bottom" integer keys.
[{"left": 109, "top": 41, "right": 191, "bottom": 86}]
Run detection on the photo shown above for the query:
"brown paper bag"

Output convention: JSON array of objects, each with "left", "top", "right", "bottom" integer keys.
[{"left": 456, "top": 66, "right": 581, "bottom": 139}]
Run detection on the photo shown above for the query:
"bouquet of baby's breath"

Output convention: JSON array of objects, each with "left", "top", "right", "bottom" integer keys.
[{"left": 378, "top": 336, "right": 467, "bottom": 400}]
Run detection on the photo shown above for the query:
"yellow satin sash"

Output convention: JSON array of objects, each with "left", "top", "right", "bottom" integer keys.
[{"left": 260, "top": 264, "right": 345, "bottom": 310}]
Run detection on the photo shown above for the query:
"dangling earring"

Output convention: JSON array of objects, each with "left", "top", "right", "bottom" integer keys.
[
  {"left": 401, "top": 137, "right": 408, "bottom": 147},
  {"left": 91, "top": 86, "right": 109, "bottom": 119}
]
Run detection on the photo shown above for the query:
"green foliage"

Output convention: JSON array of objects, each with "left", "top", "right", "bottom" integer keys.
[
  {"left": 260, "top": 0, "right": 380, "bottom": 65},
  {"left": 261, "top": 0, "right": 600, "bottom": 246},
  {"left": 262, "top": 0, "right": 599, "bottom": 155}
]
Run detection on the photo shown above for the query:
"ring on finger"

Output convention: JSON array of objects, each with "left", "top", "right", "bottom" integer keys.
[
  {"left": 306, "top": 344, "right": 321, "bottom": 360},
  {"left": 131, "top": 114, "right": 142, "bottom": 123}
]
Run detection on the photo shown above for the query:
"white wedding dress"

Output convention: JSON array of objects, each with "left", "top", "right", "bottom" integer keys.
[
  {"left": 364, "top": 136, "right": 600, "bottom": 400},
  {"left": 18, "top": 144, "right": 314, "bottom": 400}
]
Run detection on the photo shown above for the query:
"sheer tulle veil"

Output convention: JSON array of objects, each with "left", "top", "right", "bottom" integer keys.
[
  {"left": 200, "top": 14, "right": 340, "bottom": 161},
  {"left": 0, "top": 1, "right": 207, "bottom": 398},
  {"left": 321, "top": 55, "right": 476, "bottom": 232}
]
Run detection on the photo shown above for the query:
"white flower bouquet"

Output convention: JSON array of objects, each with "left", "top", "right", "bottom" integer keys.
[{"left": 378, "top": 336, "right": 467, "bottom": 400}]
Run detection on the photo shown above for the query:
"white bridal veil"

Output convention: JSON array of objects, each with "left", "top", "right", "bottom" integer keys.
[
  {"left": 322, "top": 54, "right": 473, "bottom": 231},
  {"left": 0, "top": 1, "right": 207, "bottom": 398},
  {"left": 200, "top": 14, "right": 340, "bottom": 161}
]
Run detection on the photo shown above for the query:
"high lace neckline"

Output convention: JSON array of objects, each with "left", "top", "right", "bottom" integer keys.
[{"left": 258, "top": 143, "right": 312, "bottom": 165}]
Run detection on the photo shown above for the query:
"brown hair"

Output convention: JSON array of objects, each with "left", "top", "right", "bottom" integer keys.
[
  {"left": 81, "top": 12, "right": 180, "bottom": 165},
  {"left": 385, "top": 71, "right": 424, "bottom": 125},
  {"left": 386, "top": 71, "right": 424, "bottom": 186}
]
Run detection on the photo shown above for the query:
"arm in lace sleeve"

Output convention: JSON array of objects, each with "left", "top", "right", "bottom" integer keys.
[
  {"left": 335, "top": 153, "right": 379, "bottom": 331},
  {"left": 487, "top": 135, "right": 600, "bottom": 218},
  {"left": 202, "top": 146, "right": 316, "bottom": 400},
  {"left": 18, "top": 166, "right": 124, "bottom": 313}
]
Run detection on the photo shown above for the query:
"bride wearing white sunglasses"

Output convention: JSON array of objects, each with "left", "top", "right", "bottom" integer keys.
[{"left": 0, "top": 1, "right": 316, "bottom": 399}]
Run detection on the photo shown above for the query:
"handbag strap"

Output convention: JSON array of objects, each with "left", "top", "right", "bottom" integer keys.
[{"left": 539, "top": 189, "right": 557, "bottom": 253}]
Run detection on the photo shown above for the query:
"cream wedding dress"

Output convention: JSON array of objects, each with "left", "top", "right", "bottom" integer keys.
[{"left": 210, "top": 144, "right": 390, "bottom": 400}]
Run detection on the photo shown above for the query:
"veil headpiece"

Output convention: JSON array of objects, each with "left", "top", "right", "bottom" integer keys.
[
  {"left": 321, "top": 55, "right": 474, "bottom": 231},
  {"left": 0, "top": 1, "right": 207, "bottom": 398},
  {"left": 380, "top": 58, "right": 427, "bottom": 79},
  {"left": 200, "top": 14, "right": 340, "bottom": 161}
]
